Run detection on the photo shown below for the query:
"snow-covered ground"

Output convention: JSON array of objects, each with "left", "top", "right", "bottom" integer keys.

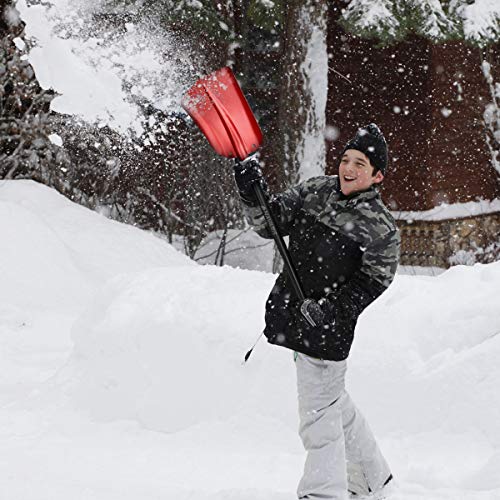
[{"left": 1, "top": 180, "right": 500, "bottom": 500}]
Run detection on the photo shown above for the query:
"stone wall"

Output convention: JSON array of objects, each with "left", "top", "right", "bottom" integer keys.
[{"left": 397, "top": 212, "right": 500, "bottom": 268}]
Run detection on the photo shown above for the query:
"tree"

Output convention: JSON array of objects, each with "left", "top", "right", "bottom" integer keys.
[
  {"left": 276, "top": 0, "right": 328, "bottom": 186},
  {"left": 340, "top": 0, "right": 499, "bottom": 46},
  {"left": 0, "top": 1, "right": 71, "bottom": 189},
  {"left": 481, "top": 50, "right": 500, "bottom": 181}
]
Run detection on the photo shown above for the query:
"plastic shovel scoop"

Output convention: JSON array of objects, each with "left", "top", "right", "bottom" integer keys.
[{"left": 181, "top": 67, "right": 262, "bottom": 160}]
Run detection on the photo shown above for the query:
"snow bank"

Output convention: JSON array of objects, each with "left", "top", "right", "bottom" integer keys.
[
  {"left": 54, "top": 227, "right": 500, "bottom": 458},
  {"left": 65, "top": 265, "right": 293, "bottom": 433},
  {"left": 351, "top": 265, "right": 500, "bottom": 442},
  {"left": 0, "top": 179, "right": 191, "bottom": 311},
  {"left": 0, "top": 179, "right": 192, "bottom": 413},
  {"left": 0, "top": 180, "right": 294, "bottom": 433}
]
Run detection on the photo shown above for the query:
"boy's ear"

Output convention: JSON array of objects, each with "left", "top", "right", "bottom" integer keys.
[{"left": 373, "top": 170, "right": 384, "bottom": 185}]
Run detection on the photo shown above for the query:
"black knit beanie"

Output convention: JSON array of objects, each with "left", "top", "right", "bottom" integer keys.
[{"left": 341, "top": 123, "right": 388, "bottom": 175}]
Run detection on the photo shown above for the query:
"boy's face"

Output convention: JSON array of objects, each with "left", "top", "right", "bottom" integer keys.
[{"left": 339, "top": 149, "right": 384, "bottom": 196}]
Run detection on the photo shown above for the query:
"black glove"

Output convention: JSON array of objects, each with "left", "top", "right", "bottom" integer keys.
[
  {"left": 233, "top": 158, "right": 266, "bottom": 204},
  {"left": 298, "top": 298, "right": 336, "bottom": 330}
]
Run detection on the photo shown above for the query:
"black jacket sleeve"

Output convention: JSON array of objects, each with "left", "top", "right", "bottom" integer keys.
[{"left": 238, "top": 181, "right": 305, "bottom": 239}]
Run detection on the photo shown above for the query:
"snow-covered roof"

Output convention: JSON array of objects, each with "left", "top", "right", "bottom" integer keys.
[{"left": 392, "top": 198, "right": 500, "bottom": 221}]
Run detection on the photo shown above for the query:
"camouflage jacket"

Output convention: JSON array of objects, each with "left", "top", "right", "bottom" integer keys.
[{"left": 242, "top": 175, "right": 400, "bottom": 361}]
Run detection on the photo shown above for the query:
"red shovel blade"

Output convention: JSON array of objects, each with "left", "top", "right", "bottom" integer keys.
[{"left": 181, "top": 67, "right": 262, "bottom": 160}]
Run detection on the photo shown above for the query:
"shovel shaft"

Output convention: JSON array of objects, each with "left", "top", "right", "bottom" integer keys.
[{"left": 253, "top": 183, "right": 306, "bottom": 302}]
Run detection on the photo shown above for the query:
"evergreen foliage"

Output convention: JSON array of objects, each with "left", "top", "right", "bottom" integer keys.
[
  {"left": 246, "top": 0, "right": 285, "bottom": 32},
  {"left": 340, "top": 0, "right": 500, "bottom": 46}
]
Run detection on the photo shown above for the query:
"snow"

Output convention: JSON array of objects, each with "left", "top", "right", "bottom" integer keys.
[
  {"left": 481, "top": 59, "right": 500, "bottom": 178},
  {"left": 195, "top": 229, "right": 274, "bottom": 272},
  {"left": 1, "top": 180, "right": 500, "bottom": 499},
  {"left": 457, "top": 0, "right": 500, "bottom": 44},
  {"left": 342, "top": 0, "right": 399, "bottom": 37},
  {"left": 417, "top": 0, "right": 455, "bottom": 39},
  {"left": 16, "top": 0, "right": 190, "bottom": 135},
  {"left": 48, "top": 133, "right": 63, "bottom": 146},
  {"left": 0, "top": 180, "right": 190, "bottom": 313},
  {"left": 297, "top": 3, "right": 328, "bottom": 181},
  {"left": 342, "top": 0, "right": 499, "bottom": 44},
  {"left": 393, "top": 198, "right": 500, "bottom": 221},
  {"left": 12, "top": 36, "right": 25, "bottom": 50}
]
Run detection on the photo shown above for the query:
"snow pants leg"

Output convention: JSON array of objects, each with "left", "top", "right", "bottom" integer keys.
[{"left": 295, "top": 353, "right": 391, "bottom": 500}]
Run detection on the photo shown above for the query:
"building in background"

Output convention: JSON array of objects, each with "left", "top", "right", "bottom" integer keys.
[{"left": 324, "top": 2, "right": 499, "bottom": 268}]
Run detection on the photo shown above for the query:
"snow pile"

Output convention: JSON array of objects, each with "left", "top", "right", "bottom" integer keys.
[
  {"left": 66, "top": 264, "right": 286, "bottom": 433},
  {"left": 0, "top": 180, "right": 190, "bottom": 303},
  {"left": 0, "top": 178, "right": 191, "bottom": 413},
  {"left": 352, "top": 266, "right": 500, "bottom": 438},
  {"left": 1, "top": 180, "right": 500, "bottom": 499},
  {"left": 58, "top": 253, "right": 500, "bottom": 479},
  {"left": 16, "top": 0, "right": 191, "bottom": 134}
]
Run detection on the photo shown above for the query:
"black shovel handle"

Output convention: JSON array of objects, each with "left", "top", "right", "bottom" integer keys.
[{"left": 252, "top": 182, "right": 306, "bottom": 302}]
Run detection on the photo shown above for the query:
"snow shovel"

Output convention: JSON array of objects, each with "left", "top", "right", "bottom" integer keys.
[
  {"left": 182, "top": 67, "right": 314, "bottom": 324},
  {"left": 181, "top": 66, "right": 262, "bottom": 159}
]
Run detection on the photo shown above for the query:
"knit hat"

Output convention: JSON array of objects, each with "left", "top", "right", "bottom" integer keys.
[{"left": 341, "top": 123, "right": 388, "bottom": 175}]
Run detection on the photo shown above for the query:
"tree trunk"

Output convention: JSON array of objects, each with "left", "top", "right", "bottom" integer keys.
[
  {"left": 272, "top": 0, "right": 328, "bottom": 273},
  {"left": 277, "top": 0, "right": 328, "bottom": 186},
  {"left": 480, "top": 46, "right": 500, "bottom": 182}
]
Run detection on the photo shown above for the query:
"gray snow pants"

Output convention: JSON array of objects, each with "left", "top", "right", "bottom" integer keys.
[{"left": 295, "top": 353, "right": 391, "bottom": 500}]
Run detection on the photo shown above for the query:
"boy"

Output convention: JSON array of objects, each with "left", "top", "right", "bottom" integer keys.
[{"left": 233, "top": 124, "right": 400, "bottom": 500}]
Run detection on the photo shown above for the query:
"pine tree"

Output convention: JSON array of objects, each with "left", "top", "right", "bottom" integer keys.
[{"left": 340, "top": 0, "right": 499, "bottom": 46}]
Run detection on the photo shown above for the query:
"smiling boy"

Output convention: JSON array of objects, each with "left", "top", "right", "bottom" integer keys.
[
  {"left": 233, "top": 124, "right": 400, "bottom": 500},
  {"left": 340, "top": 148, "right": 384, "bottom": 196}
]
